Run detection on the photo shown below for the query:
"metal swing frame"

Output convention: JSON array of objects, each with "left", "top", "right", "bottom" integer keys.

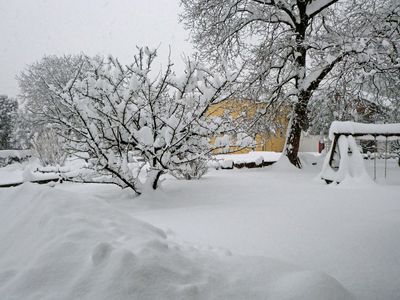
[{"left": 327, "top": 132, "right": 400, "bottom": 183}]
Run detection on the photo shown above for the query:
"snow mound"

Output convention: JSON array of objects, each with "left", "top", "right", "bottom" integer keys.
[
  {"left": 220, "top": 159, "right": 233, "bottom": 169},
  {"left": 0, "top": 183, "right": 353, "bottom": 300},
  {"left": 270, "top": 155, "right": 301, "bottom": 172}
]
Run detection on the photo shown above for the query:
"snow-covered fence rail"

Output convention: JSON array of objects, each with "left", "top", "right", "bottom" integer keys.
[
  {"left": 321, "top": 122, "right": 400, "bottom": 184},
  {"left": 0, "top": 177, "right": 62, "bottom": 188},
  {"left": 0, "top": 167, "right": 76, "bottom": 188},
  {"left": 0, "top": 177, "right": 122, "bottom": 188},
  {"left": 0, "top": 166, "right": 124, "bottom": 188},
  {"left": 214, "top": 151, "right": 281, "bottom": 169}
]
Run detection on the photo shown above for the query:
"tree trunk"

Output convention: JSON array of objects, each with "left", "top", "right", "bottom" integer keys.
[
  {"left": 283, "top": 2, "right": 310, "bottom": 168},
  {"left": 147, "top": 169, "right": 163, "bottom": 190},
  {"left": 284, "top": 93, "right": 310, "bottom": 168}
]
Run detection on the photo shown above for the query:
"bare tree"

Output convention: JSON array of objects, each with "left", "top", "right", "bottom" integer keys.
[
  {"left": 17, "top": 54, "right": 86, "bottom": 125},
  {"left": 46, "top": 48, "right": 248, "bottom": 193},
  {"left": 0, "top": 95, "right": 18, "bottom": 150},
  {"left": 32, "top": 127, "right": 67, "bottom": 167},
  {"left": 181, "top": 0, "right": 400, "bottom": 167}
]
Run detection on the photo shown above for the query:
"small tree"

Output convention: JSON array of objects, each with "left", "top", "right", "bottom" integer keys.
[
  {"left": 47, "top": 48, "right": 247, "bottom": 193},
  {"left": 16, "top": 54, "right": 87, "bottom": 149},
  {"left": 171, "top": 156, "right": 209, "bottom": 180},
  {"left": 10, "top": 111, "right": 35, "bottom": 150},
  {"left": 32, "top": 127, "right": 67, "bottom": 167}
]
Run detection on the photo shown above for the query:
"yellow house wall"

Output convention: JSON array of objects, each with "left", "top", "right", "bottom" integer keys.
[
  {"left": 255, "top": 133, "right": 286, "bottom": 152},
  {"left": 208, "top": 99, "right": 288, "bottom": 154}
]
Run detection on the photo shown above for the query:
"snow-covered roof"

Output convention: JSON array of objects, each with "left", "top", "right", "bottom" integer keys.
[{"left": 329, "top": 121, "right": 400, "bottom": 140}]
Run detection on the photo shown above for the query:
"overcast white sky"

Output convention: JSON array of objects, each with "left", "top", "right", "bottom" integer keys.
[{"left": 0, "top": 0, "right": 193, "bottom": 97}]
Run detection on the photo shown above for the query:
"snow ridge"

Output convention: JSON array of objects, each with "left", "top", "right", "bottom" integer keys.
[{"left": 0, "top": 183, "right": 353, "bottom": 300}]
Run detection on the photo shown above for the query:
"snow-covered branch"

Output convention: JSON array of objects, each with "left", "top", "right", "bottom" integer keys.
[
  {"left": 306, "top": 0, "right": 339, "bottom": 19},
  {"left": 46, "top": 48, "right": 249, "bottom": 193}
]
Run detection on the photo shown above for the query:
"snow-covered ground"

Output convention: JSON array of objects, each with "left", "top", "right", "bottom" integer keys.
[
  {"left": 132, "top": 158, "right": 400, "bottom": 300},
  {"left": 0, "top": 155, "right": 399, "bottom": 299}
]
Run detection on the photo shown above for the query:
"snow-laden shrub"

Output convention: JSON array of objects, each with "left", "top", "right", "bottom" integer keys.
[
  {"left": 172, "top": 158, "right": 208, "bottom": 180},
  {"left": 0, "top": 150, "right": 33, "bottom": 167},
  {"left": 32, "top": 128, "right": 67, "bottom": 167},
  {"left": 47, "top": 48, "right": 249, "bottom": 194}
]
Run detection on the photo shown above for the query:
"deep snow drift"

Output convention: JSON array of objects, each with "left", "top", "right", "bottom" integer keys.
[
  {"left": 131, "top": 158, "right": 400, "bottom": 300},
  {"left": 0, "top": 181, "right": 352, "bottom": 300},
  {"left": 0, "top": 155, "right": 399, "bottom": 299}
]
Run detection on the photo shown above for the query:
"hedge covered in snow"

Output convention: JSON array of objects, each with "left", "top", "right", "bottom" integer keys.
[{"left": 0, "top": 150, "right": 33, "bottom": 167}]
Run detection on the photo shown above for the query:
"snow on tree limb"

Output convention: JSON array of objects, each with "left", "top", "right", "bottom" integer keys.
[
  {"left": 43, "top": 48, "right": 250, "bottom": 193},
  {"left": 181, "top": 0, "right": 400, "bottom": 167},
  {"left": 306, "top": 0, "right": 339, "bottom": 18}
]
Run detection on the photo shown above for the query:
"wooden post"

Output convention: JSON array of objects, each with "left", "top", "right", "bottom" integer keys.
[
  {"left": 385, "top": 136, "right": 388, "bottom": 179},
  {"left": 328, "top": 134, "right": 340, "bottom": 168},
  {"left": 374, "top": 135, "right": 377, "bottom": 181}
]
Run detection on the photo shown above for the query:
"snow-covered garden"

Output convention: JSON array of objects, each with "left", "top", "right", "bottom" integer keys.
[
  {"left": 1, "top": 0, "right": 400, "bottom": 299},
  {"left": 1, "top": 152, "right": 400, "bottom": 299}
]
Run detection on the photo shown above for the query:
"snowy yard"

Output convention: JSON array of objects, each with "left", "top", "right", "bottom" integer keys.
[
  {"left": 132, "top": 158, "right": 400, "bottom": 300},
  {"left": 1, "top": 0, "right": 399, "bottom": 299},
  {"left": 0, "top": 156, "right": 399, "bottom": 299}
]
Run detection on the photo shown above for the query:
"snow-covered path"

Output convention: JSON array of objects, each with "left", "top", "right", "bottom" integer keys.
[{"left": 129, "top": 163, "right": 400, "bottom": 300}]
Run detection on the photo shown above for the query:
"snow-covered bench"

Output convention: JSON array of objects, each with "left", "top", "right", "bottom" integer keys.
[{"left": 320, "top": 121, "right": 400, "bottom": 183}]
